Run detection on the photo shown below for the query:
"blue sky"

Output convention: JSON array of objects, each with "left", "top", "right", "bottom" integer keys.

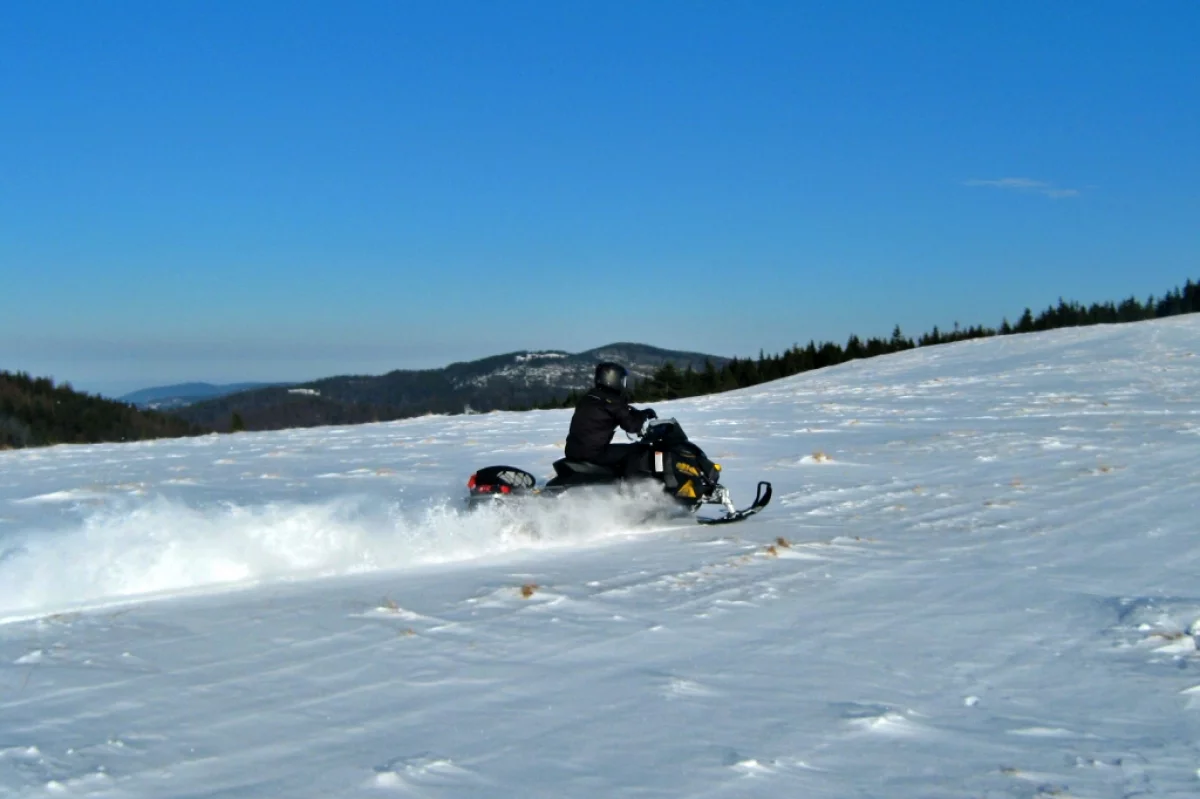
[{"left": 2, "top": 1, "right": 1197, "bottom": 396}]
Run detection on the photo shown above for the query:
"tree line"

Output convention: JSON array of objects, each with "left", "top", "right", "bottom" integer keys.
[
  {"left": 2, "top": 277, "right": 1197, "bottom": 448},
  {"left": 0, "top": 371, "right": 202, "bottom": 449},
  {"left": 532, "top": 278, "right": 1200, "bottom": 407}
]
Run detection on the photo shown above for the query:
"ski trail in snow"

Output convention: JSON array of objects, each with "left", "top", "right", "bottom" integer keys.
[{"left": 0, "top": 485, "right": 690, "bottom": 622}]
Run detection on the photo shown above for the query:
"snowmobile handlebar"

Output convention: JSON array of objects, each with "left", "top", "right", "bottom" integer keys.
[
  {"left": 626, "top": 416, "right": 673, "bottom": 440},
  {"left": 639, "top": 416, "right": 677, "bottom": 437}
]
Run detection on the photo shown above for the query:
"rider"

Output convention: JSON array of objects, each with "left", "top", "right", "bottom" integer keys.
[{"left": 564, "top": 362, "right": 657, "bottom": 472}]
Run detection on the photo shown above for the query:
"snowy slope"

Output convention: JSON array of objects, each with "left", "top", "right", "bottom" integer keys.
[{"left": 2, "top": 317, "right": 1200, "bottom": 798}]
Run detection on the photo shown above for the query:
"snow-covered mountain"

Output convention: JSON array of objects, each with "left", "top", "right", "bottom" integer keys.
[
  {"left": 171, "top": 342, "right": 727, "bottom": 431},
  {"left": 2, "top": 317, "right": 1199, "bottom": 797},
  {"left": 443, "top": 342, "right": 726, "bottom": 390}
]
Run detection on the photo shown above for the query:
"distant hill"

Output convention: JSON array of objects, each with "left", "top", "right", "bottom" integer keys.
[
  {"left": 1, "top": 371, "right": 202, "bottom": 449},
  {"left": 121, "top": 382, "right": 288, "bottom": 410},
  {"left": 174, "top": 343, "right": 728, "bottom": 432}
]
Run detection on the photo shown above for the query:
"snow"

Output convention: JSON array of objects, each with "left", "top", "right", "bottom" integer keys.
[
  {"left": 514, "top": 352, "right": 568, "bottom": 362},
  {"left": 2, "top": 317, "right": 1200, "bottom": 797}
]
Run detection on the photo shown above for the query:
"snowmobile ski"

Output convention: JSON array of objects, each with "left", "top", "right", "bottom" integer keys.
[{"left": 696, "top": 481, "right": 773, "bottom": 525}]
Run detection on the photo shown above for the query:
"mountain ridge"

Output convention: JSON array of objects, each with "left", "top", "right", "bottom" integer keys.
[
  {"left": 122, "top": 382, "right": 289, "bottom": 409},
  {"left": 170, "top": 342, "right": 727, "bottom": 432}
]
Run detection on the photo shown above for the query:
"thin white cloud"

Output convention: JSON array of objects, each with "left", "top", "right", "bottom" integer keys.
[{"left": 964, "top": 177, "right": 1080, "bottom": 199}]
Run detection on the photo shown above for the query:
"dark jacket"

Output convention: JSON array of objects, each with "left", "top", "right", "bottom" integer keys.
[{"left": 564, "top": 388, "right": 652, "bottom": 461}]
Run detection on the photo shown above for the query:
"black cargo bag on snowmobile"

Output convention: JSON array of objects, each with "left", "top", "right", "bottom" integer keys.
[{"left": 467, "top": 465, "right": 537, "bottom": 496}]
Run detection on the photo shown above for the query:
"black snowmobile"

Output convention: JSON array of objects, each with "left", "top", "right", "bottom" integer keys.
[{"left": 465, "top": 417, "right": 772, "bottom": 525}]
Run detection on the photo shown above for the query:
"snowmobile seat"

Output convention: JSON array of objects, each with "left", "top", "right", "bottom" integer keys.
[{"left": 552, "top": 458, "right": 619, "bottom": 479}]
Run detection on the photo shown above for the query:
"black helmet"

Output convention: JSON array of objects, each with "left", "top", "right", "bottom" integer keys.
[{"left": 594, "top": 361, "right": 628, "bottom": 393}]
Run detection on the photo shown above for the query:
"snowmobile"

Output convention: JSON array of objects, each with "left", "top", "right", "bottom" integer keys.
[{"left": 465, "top": 417, "right": 772, "bottom": 525}]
